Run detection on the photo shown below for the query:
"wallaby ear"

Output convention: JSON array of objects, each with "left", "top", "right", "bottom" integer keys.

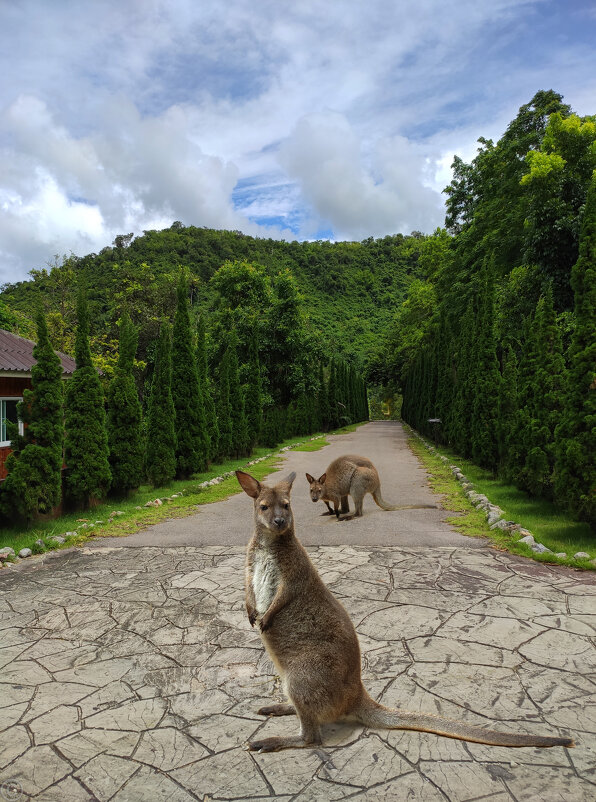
[
  {"left": 235, "top": 470, "right": 261, "bottom": 499},
  {"left": 305, "top": 472, "right": 315, "bottom": 484},
  {"left": 318, "top": 473, "right": 327, "bottom": 484},
  {"left": 285, "top": 471, "right": 296, "bottom": 489}
]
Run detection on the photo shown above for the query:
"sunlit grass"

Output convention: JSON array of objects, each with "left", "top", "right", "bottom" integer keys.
[
  {"left": 408, "top": 431, "right": 595, "bottom": 570},
  {"left": 0, "top": 426, "right": 357, "bottom": 560}
]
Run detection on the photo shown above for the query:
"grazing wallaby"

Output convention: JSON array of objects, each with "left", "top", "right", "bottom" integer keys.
[
  {"left": 306, "top": 454, "right": 436, "bottom": 520},
  {"left": 235, "top": 469, "right": 574, "bottom": 753}
]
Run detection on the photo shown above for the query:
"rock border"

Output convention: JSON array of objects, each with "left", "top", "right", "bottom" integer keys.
[
  {"left": 409, "top": 428, "right": 595, "bottom": 567},
  {"left": 0, "top": 435, "right": 326, "bottom": 567}
]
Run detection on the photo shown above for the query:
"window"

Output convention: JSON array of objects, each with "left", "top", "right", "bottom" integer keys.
[{"left": 0, "top": 398, "right": 22, "bottom": 446}]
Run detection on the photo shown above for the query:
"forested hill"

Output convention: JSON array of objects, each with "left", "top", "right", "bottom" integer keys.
[{"left": 0, "top": 226, "right": 445, "bottom": 370}]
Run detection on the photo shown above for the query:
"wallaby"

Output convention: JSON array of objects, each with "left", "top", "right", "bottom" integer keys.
[
  {"left": 235, "top": 469, "right": 574, "bottom": 753},
  {"left": 306, "top": 454, "right": 436, "bottom": 520}
]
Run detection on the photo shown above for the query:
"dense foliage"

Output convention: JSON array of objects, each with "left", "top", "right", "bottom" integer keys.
[
  {"left": 106, "top": 314, "right": 144, "bottom": 496},
  {"left": 0, "top": 310, "right": 63, "bottom": 522},
  {"left": 145, "top": 323, "right": 177, "bottom": 487},
  {"left": 64, "top": 288, "right": 111, "bottom": 507},
  {"left": 396, "top": 91, "right": 596, "bottom": 529}
]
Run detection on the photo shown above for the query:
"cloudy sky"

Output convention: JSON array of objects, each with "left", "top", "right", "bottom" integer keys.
[{"left": 1, "top": 0, "right": 595, "bottom": 284}]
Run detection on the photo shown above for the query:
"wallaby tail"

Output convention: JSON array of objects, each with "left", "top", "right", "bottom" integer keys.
[
  {"left": 371, "top": 490, "right": 436, "bottom": 512},
  {"left": 354, "top": 695, "right": 573, "bottom": 749}
]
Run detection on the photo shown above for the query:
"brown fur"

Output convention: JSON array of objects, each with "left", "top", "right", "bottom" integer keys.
[
  {"left": 235, "top": 469, "right": 574, "bottom": 753},
  {"left": 306, "top": 454, "right": 436, "bottom": 519}
]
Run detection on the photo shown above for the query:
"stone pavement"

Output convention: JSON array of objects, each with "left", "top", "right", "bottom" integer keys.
[{"left": 1, "top": 543, "right": 595, "bottom": 801}]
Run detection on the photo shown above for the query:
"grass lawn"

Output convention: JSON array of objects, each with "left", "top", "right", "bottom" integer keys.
[
  {"left": 407, "top": 428, "right": 595, "bottom": 571},
  {"left": 0, "top": 424, "right": 361, "bottom": 562}
]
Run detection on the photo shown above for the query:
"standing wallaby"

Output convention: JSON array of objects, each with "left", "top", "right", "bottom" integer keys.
[
  {"left": 235, "top": 469, "right": 573, "bottom": 753},
  {"left": 306, "top": 454, "right": 436, "bottom": 520}
]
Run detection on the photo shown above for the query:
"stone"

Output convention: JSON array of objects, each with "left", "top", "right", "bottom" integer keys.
[
  {"left": 94, "top": 521, "right": 104, "bottom": 525},
  {"left": 487, "top": 510, "right": 502, "bottom": 526},
  {"left": 531, "top": 543, "right": 552, "bottom": 554},
  {"left": 135, "top": 506, "right": 142, "bottom": 510},
  {"left": 18, "top": 548, "right": 32, "bottom": 558},
  {"left": 556, "top": 553, "right": 567, "bottom": 559},
  {"left": 0, "top": 546, "right": 16, "bottom": 560},
  {"left": 35, "top": 539, "right": 45, "bottom": 548},
  {"left": 573, "top": 552, "right": 591, "bottom": 560},
  {"left": 65, "top": 531, "right": 78, "bottom": 538},
  {"left": 518, "top": 534, "right": 536, "bottom": 545}
]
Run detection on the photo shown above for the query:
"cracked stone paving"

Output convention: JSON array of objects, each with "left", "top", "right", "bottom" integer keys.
[{"left": 1, "top": 543, "right": 595, "bottom": 800}]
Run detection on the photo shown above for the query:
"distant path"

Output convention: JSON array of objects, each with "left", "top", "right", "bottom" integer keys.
[{"left": 92, "top": 421, "right": 487, "bottom": 548}]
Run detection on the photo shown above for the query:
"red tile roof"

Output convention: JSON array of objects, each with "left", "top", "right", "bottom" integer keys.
[{"left": 0, "top": 329, "right": 76, "bottom": 375}]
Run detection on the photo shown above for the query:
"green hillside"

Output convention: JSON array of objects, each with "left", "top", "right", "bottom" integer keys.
[{"left": 0, "top": 227, "right": 443, "bottom": 373}]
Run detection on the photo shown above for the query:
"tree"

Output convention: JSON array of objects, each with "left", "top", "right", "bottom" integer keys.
[
  {"left": 65, "top": 286, "right": 111, "bottom": 507},
  {"left": 0, "top": 309, "right": 64, "bottom": 523},
  {"left": 196, "top": 314, "right": 216, "bottom": 462},
  {"left": 217, "top": 346, "right": 233, "bottom": 459},
  {"left": 520, "top": 287, "right": 566, "bottom": 496},
  {"left": 107, "top": 314, "right": 144, "bottom": 496},
  {"left": 471, "top": 263, "right": 500, "bottom": 471},
  {"left": 172, "top": 272, "right": 208, "bottom": 477},
  {"left": 554, "top": 174, "right": 596, "bottom": 526},
  {"left": 245, "top": 333, "right": 263, "bottom": 448},
  {"left": 227, "top": 330, "right": 250, "bottom": 457},
  {"left": 145, "top": 322, "right": 176, "bottom": 486}
]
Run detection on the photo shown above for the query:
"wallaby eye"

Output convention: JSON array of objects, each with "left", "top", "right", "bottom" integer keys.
[
  {"left": 284, "top": 503, "right": 289, "bottom": 509},
  {"left": 260, "top": 504, "right": 268, "bottom": 511}
]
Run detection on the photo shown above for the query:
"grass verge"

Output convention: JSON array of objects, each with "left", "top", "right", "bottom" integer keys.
[
  {"left": 0, "top": 423, "right": 361, "bottom": 563},
  {"left": 407, "top": 428, "right": 595, "bottom": 571}
]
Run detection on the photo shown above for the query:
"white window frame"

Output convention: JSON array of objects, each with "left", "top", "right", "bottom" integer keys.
[{"left": 0, "top": 397, "right": 23, "bottom": 447}]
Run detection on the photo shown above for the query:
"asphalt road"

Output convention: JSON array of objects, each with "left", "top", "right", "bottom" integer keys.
[{"left": 91, "top": 420, "right": 487, "bottom": 548}]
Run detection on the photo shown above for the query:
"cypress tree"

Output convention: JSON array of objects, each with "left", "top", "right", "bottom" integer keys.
[
  {"left": 511, "top": 316, "right": 538, "bottom": 489},
  {"left": 318, "top": 362, "right": 331, "bottom": 430},
  {"left": 522, "top": 287, "right": 565, "bottom": 497},
  {"left": 217, "top": 346, "right": 233, "bottom": 459},
  {"left": 327, "top": 360, "right": 339, "bottom": 429},
  {"left": 65, "top": 286, "right": 111, "bottom": 507},
  {"left": 227, "top": 331, "right": 250, "bottom": 457},
  {"left": 471, "top": 265, "right": 500, "bottom": 470},
  {"left": 107, "top": 314, "right": 144, "bottom": 496},
  {"left": 0, "top": 309, "right": 64, "bottom": 523},
  {"left": 197, "top": 314, "right": 216, "bottom": 462},
  {"left": 172, "top": 273, "right": 208, "bottom": 477},
  {"left": 245, "top": 333, "right": 263, "bottom": 448},
  {"left": 145, "top": 323, "right": 176, "bottom": 487},
  {"left": 554, "top": 174, "right": 596, "bottom": 526},
  {"left": 448, "top": 299, "right": 475, "bottom": 455},
  {"left": 497, "top": 347, "right": 522, "bottom": 479}
]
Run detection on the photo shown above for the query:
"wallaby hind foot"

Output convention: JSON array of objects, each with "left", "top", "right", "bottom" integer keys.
[{"left": 257, "top": 704, "right": 296, "bottom": 717}]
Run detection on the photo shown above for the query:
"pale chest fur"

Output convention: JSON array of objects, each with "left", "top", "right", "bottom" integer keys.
[{"left": 251, "top": 546, "right": 280, "bottom": 615}]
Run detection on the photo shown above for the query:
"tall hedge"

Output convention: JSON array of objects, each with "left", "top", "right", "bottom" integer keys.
[
  {"left": 227, "top": 331, "right": 250, "bottom": 457},
  {"left": 107, "top": 314, "right": 144, "bottom": 496},
  {"left": 244, "top": 333, "right": 263, "bottom": 448},
  {"left": 197, "top": 314, "right": 217, "bottom": 462},
  {"left": 0, "top": 309, "right": 64, "bottom": 522},
  {"left": 555, "top": 174, "right": 596, "bottom": 525},
  {"left": 146, "top": 322, "right": 176, "bottom": 486},
  {"left": 172, "top": 273, "right": 208, "bottom": 477},
  {"left": 65, "top": 287, "right": 111, "bottom": 507}
]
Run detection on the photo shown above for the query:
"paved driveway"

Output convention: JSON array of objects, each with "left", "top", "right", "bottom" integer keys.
[{"left": 1, "top": 423, "right": 595, "bottom": 800}]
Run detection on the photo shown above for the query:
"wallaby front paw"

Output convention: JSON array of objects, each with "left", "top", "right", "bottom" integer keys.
[
  {"left": 247, "top": 608, "right": 257, "bottom": 627},
  {"left": 259, "top": 615, "right": 273, "bottom": 632}
]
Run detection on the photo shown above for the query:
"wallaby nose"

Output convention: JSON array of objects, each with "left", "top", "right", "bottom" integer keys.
[{"left": 274, "top": 517, "right": 285, "bottom": 528}]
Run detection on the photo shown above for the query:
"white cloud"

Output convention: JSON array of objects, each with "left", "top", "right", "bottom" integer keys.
[
  {"left": 0, "top": 0, "right": 595, "bottom": 283},
  {"left": 279, "top": 112, "right": 444, "bottom": 239}
]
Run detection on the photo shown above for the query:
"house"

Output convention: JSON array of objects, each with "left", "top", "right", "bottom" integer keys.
[{"left": 0, "top": 329, "right": 76, "bottom": 480}]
